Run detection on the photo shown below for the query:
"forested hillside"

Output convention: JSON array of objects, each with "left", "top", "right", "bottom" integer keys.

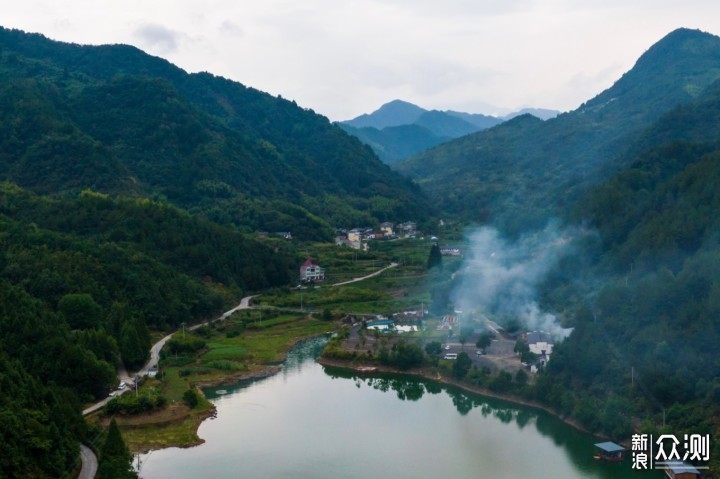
[
  {"left": 534, "top": 77, "right": 720, "bottom": 471},
  {"left": 396, "top": 28, "right": 720, "bottom": 235},
  {"left": 0, "top": 27, "right": 431, "bottom": 238},
  {"left": 0, "top": 184, "right": 295, "bottom": 477}
]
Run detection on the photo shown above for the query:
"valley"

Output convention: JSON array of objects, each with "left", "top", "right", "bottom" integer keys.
[{"left": 0, "top": 22, "right": 719, "bottom": 479}]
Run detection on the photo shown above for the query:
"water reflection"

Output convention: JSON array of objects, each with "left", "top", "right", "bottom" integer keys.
[
  {"left": 147, "top": 338, "right": 661, "bottom": 479},
  {"left": 322, "top": 366, "right": 662, "bottom": 479}
]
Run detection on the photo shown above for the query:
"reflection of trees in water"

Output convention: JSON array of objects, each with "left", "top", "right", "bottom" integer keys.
[
  {"left": 323, "top": 366, "right": 647, "bottom": 479},
  {"left": 325, "top": 368, "right": 536, "bottom": 419},
  {"left": 360, "top": 377, "right": 426, "bottom": 401}
]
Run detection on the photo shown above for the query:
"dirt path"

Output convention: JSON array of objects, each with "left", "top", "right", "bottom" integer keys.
[{"left": 330, "top": 262, "right": 398, "bottom": 286}]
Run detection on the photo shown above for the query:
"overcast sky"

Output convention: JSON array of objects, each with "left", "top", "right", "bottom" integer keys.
[{"left": 5, "top": 1, "right": 720, "bottom": 120}]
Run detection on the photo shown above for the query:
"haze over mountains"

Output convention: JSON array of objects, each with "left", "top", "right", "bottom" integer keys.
[
  {"left": 395, "top": 28, "right": 720, "bottom": 235},
  {"left": 339, "top": 99, "right": 559, "bottom": 164}
]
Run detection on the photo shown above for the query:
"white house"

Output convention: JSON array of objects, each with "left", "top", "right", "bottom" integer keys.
[
  {"left": 300, "top": 258, "right": 325, "bottom": 282},
  {"left": 527, "top": 331, "right": 554, "bottom": 362}
]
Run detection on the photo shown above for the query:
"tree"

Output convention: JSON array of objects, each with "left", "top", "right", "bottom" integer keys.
[
  {"left": 476, "top": 332, "right": 494, "bottom": 354},
  {"left": 427, "top": 243, "right": 442, "bottom": 270},
  {"left": 515, "top": 368, "right": 528, "bottom": 386},
  {"left": 424, "top": 341, "right": 442, "bottom": 356},
  {"left": 119, "top": 321, "right": 147, "bottom": 370},
  {"left": 459, "top": 325, "right": 474, "bottom": 350},
  {"left": 58, "top": 293, "right": 102, "bottom": 330},
  {"left": 452, "top": 352, "right": 472, "bottom": 378},
  {"left": 97, "top": 418, "right": 136, "bottom": 479},
  {"left": 183, "top": 388, "right": 200, "bottom": 408}
]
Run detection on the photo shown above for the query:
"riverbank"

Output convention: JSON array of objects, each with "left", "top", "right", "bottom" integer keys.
[
  {"left": 316, "top": 356, "right": 603, "bottom": 440},
  {"left": 119, "top": 312, "right": 332, "bottom": 453}
]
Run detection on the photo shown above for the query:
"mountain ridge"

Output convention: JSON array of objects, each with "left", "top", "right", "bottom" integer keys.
[
  {"left": 339, "top": 99, "right": 558, "bottom": 164},
  {"left": 0, "top": 27, "right": 433, "bottom": 238},
  {"left": 394, "top": 27, "right": 720, "bottom": 234}
]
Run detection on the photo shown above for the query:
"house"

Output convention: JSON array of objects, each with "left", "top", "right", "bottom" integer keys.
[
  {"left": 664, "top": 462, "right": 701, "bottom": 479},
  {"left": 527, "top": 331, "right": 554, "bottom": 363},
  {"left": 396, "top": 221, "right": 417, "bottom": 237},
  {"left": 593, "top": 442, "right": 625, "bottom": 462},
  {"left": 440, "top": 246, "right": 462, "bottom": 256},
  {"left": 347, "top": 228, "right": 363, "bottom": 242},
  {"left": 334, "top": 235, "right": 347, "bottom": 246},
  {"left": 275, "top": 231, "right": 292, "bottom": 240},
  {"left": 380, "top": 222, "right": 394, "bottom": 236},
  {"left": 299, "top": 258, "right": 325, "bottom": 282}
]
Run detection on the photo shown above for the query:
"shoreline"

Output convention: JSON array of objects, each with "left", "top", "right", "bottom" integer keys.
[
  {"left": 316, "top": 356, "right": 604, "bottom": 440},
  {"left": 195, "top": 365, "right": 282, "bottom": 389}
]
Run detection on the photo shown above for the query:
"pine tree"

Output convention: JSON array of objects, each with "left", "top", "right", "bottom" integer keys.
[
  {"left": 427, "top": 243, "right": 443, "bottom": 270},
  {"left": 97, "top": 418, "right": 136, "bottom": 479}
]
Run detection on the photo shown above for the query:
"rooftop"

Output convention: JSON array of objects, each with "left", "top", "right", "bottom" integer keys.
[{"left": 594, "top": 442, "right": 625, "bottom": 453}]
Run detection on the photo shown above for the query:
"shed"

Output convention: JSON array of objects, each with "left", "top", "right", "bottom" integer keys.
[
  {"left": 665, "top": 461, "right": 701, "bottom": 479},
  {"left": 593, "top": 442, "right": 625, "bottom": 462}
]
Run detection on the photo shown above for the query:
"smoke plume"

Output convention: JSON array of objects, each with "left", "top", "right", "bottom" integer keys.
[{"left": 452, "top": 223, "right": 578, "bottom": 339}]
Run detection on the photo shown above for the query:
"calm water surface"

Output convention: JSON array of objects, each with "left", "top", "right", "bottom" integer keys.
[{"left": 139, "top": 338, "right": 661, "bottom": 478}]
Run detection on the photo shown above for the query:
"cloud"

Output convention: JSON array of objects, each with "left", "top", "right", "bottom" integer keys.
[{"left": 134, "top": 23, "right": 183, "bottom": 54}]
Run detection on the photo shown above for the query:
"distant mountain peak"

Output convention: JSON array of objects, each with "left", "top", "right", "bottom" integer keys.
[{"left": 344, "top": 100, "right": 426, "bottom": 129}]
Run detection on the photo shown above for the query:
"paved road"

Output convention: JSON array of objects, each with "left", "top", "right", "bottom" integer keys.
[
  {"left": 79, "top": 296, "right": 256, "bottom": 476},
  {"left": 78, "top": 445, "right": 97, "bottom": 479},
  {"left": 331, "top": 262, "right": 398, "bottom": 286}
]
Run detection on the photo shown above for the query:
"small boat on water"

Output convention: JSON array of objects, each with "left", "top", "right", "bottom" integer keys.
[{"left": 216, "top": 389, "right": 228, "bottom": 395}]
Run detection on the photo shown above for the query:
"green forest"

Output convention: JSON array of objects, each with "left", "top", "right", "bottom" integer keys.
[
  {"left": 532, "top": 74, "right": 720, "bottom": 471},
  {"left": 2, "top": 23, "right": 720, "bottom": 478},
  {"left": 0, "top": 184, "right": 295, "bottom": 477},
  {"left": 0, "top": 27, "right": 432, "bottom": 240}
]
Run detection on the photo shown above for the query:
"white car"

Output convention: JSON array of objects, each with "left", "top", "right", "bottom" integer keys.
[{"left": 118, "top": 382, "right": 127, "bottom": 390}]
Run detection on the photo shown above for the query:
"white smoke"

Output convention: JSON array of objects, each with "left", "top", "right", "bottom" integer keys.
[{"left": 452, "top": 222, "right": 578, "bottom": 339}]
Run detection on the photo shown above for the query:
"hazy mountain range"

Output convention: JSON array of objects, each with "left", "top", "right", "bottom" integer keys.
[
  {"left": 338, "top": 100, "right": 559, "bottom": 163},
  {"left": 394, "top": 27, "right": 720, "bottom": 234}
]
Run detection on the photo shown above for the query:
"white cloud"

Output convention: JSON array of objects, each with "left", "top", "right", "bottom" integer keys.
[{"left": 3, "top": 0, "right": 720, "bottom": 119}]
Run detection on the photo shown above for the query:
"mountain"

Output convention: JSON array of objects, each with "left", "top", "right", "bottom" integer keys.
[
  {"left": 534, "top": 76, "right": 720, "bottom": 468},
  {"left": 0, "top": 27, "right": 432, "bottom": 239},
  {"left": 339, "top": 101, "right": 503, "bottom": 163},
  {"left": 341, "top": 100, "right": 560, "bottom": 164},
  {"left": 501, "top": 108, "right": 559, "bottom": 121},
  {"left": 343, "top": 99, "right": 427, "bottom": 129},
  {"left": 395, "top": 28, "right": 720, "bottom": 235}
]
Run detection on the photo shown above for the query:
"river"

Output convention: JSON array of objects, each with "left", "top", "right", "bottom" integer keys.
[{"left": 138, "top": 338, "right": 661, "bottom": 478}]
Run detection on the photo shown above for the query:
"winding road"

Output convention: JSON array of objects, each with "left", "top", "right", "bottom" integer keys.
[
  {"left": 78, "top": 295, "right": 256, "bottom": 477},
  {"left": 77, "top": 445, "right": 97, "bottom": 479}
]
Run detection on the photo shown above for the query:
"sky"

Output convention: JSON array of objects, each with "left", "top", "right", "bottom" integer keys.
[{"left": 5, "top": 1, "right": 720, "bottom": 120}]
